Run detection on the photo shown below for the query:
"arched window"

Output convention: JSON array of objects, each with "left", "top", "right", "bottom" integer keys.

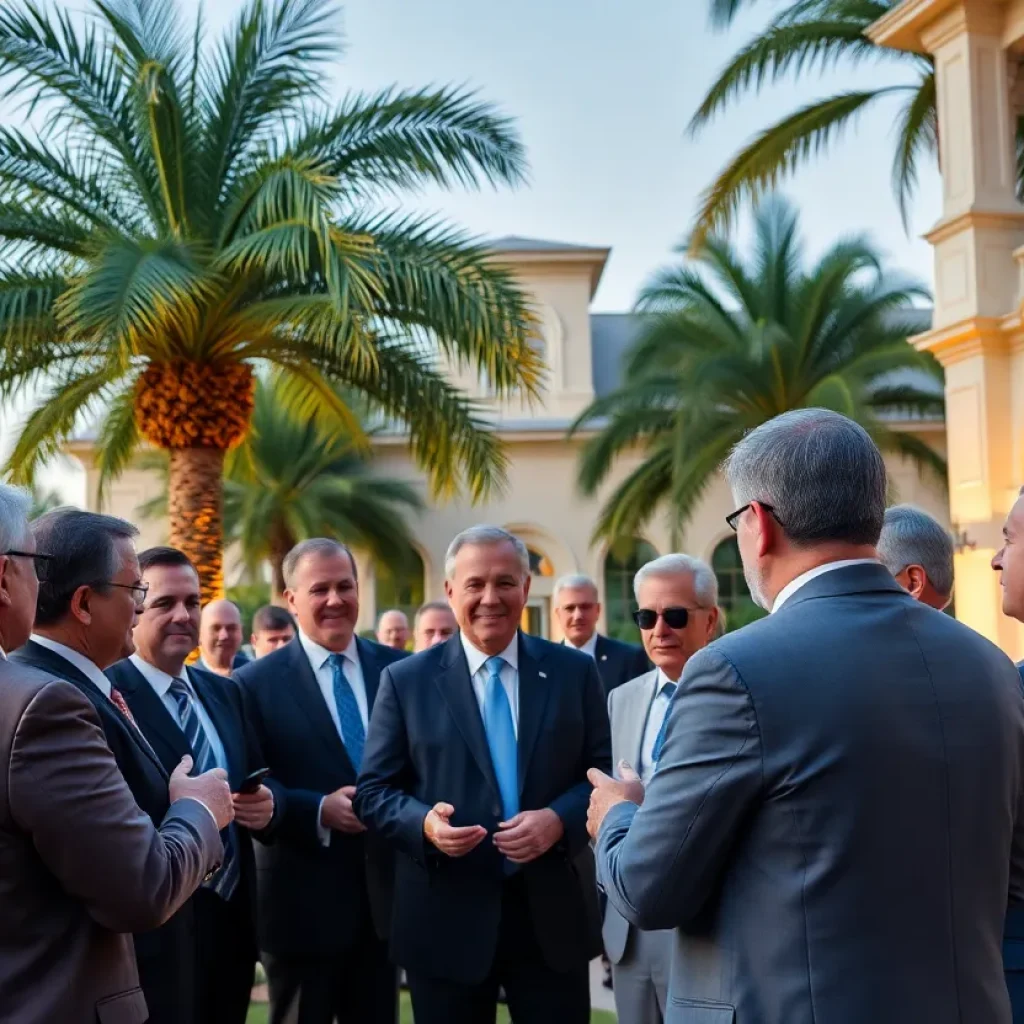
[
  {"left": 711, "top": 537, "right": 765, "bottom": 632},
  {"left": 528, "top": 546, "right": 554, "bottom": 577},
  {"left": 603, "top": 538, "right": 658, "bottom": 642},
  {"left": 375, "top": 549, "right": 425, "bottom": 625}
]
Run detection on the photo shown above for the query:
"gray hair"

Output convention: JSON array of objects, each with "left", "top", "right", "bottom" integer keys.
[
  {"left": 32, "top": 508, "right": 139, "bottom": 626},
  {"left": 724, "top": 409, "right": 887, "bottom": 547},
  {"left": 877, "top": 505, "right": 954, "bottom": 597},
  {"left": 415, "top": 600, "right": 454, "bottom": 623},
  {"left": 282, "top": 538, "right": 357, "bottom": 591},
  {"left": 553, "top": 573, "right": 598, "bottom": 602},
  {"left": 633, "top": 553, "right": 719, "bottom": 607},
  {"left": 0, "top": 484, "right": 31, "bottom": 552},
  {"left": 377, "top": 608, "right": 409, "bottom": 627},
  {"left": 444, "top": 525, "right": 530, "bottom": 579}
]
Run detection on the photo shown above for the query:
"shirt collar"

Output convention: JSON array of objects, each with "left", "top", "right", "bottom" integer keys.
[
  {"left": 129, "top": 652, "right": 189, "bottom": 698},
  {"left": 565, "top": 632, "right": 598, "bottom": 658},
  {"left": 30, "top": 634, "right": 112, "bottom": 698},
  {"left": 298, "top": 628, "right": 358, "bottom": 672},
  {"left": 771, "top": 558, "right": 880, "bottom": 613},
  {"left": 655, "top": 667, "right": 680, "bottom": 693},
  {"left": 461, "top": 631, "right": 519, "bottom": 677}
]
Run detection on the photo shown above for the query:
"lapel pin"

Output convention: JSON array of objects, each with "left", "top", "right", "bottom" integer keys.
[
  {"left": 539, "top": 671, "right": 547, "bottom": 679},
  {"left": 601, "top": 655, "right": 608, "bottom": 661}
]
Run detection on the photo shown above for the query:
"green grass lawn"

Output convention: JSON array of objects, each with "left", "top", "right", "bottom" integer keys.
[{"left": 246, "top": 993, "right": 616, "bottom": 1022}]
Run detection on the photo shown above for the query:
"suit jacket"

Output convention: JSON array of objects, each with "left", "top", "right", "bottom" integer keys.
[
  {"left": 354, "top": 631, "right": 612, "bottom": 985},
  {"left": 234, "top": 634, "right": 406, "bottom": 956},
  {"left": 1008, "top": 665, "right": 1024, "bottom": 1021},
  {"left": 596, "top": 563, "right": 1024, "bottom": 1024},
  {"left": 589, "top": 634, "right": 650, "bottom": 698},
  {"left": 12, "top": 640, "right": 200, "bottom": 1024},
  {"left": 0, "top": 655, "right": 221, "bottom": 1024}
]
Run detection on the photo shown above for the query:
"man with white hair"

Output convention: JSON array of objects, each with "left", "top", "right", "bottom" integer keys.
[
  {"left": 376, "top": 608, "right": 411, "bottom": 650},
  {"left": 588, "top": 408, "right": 1024, "bottom": 1024},
  {"left": 553, "top": 573, "right": 648, "bottom": 697},
  {"left": 603, "top": 554, "right": 718, "bottom": 1024},
  {"left": 878, "top": 504, "right": 954, "bottom": 611}
]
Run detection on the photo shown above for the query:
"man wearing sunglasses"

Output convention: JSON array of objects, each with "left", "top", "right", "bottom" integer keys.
[
  {"left": 588, "top": 408, "right": 1024, "bottom": 1024},
  {"left": 603, "top": 553, "right": 718, "bottom": 1024}
]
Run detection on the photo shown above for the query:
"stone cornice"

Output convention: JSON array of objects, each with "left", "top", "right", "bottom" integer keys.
[
  {"left": 869, "top": 0, "right": 1004, "bottom": 53},
  {"left": 925, "top": 207, "right": 1024, "bottom": 245},
  {"left": 911, "top": 315, "right": 1013, "bottom": 364}
]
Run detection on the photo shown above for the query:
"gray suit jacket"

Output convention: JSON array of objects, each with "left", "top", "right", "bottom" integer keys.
[
  {"left": 603, "top": 669, "right": 659, "bottom": 963},
  {"left": 596, "top": 563, "right": 1024, "bottom": 1024},
  {"left": 0, "top": 657, "right": 223, "bottom": 1024}
]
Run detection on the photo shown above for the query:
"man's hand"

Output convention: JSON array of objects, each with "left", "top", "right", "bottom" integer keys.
[
  {"left": 587, "top": 761, "right": 645, "bottom": 840},
  {"left": 232, "top": 784, "right": 275, "bottom": 831},
  {"left": 423, "top": 802, "right": 487, "bottom": 857},
  {"left": 321, "top": 785, "right": 366, "bottom": 834},
  {"left": 169, "top": 755, "right": 234, "bottom": 830},
  {"left": 493, "top": 808, "right": 564, "bottom": 864}
]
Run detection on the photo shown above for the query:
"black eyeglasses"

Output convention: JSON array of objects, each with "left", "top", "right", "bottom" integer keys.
[
  {"left": 632, "top": 607, "right": 702, "bottom": 630},
  {"left": 725, "top": 501, "right": 784, "bottom": 532},
  {"left": 3, "top": 550, "right": 52, "bottom": 569},
  {"left": 93, "top": 581, "right": 149, "bottom": 604}
]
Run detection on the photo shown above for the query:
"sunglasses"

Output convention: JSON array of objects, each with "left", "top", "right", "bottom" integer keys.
[{"left": 632, "top": 606, "right": 701, "bottom": 630}]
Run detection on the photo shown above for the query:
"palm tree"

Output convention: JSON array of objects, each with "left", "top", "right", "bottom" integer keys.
[
  {"left": 571, "top": 196, "right": 945, "bottom": 545},
  {"left": 140, "top": 373, "right": 423, "bottom": 599},
  {"left": 689, "top": 0, "right": 951, "bottom": 246},
  {"left": 0, "top": 0, "right": 541, "bottom": 601}
]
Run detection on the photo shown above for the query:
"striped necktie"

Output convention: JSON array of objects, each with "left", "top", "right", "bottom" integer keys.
[
  {"left": 650, "top": 681, "right": 678, "bottom": 764},
  {"left": 169, "top": 676, "right": 238, "bottom": 900}
]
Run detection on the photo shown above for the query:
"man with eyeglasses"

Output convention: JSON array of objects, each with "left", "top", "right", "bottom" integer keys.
[
  {"left": 12, "top": 508, "right": 231, "bottom": 1024},
  {"left": 601, "top": 554, "right": 718, "bottom": 1024}
]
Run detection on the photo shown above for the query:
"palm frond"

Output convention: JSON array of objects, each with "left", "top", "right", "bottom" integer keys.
[{"left": 891, "top": 71, "right": 937, "bottom": 230}]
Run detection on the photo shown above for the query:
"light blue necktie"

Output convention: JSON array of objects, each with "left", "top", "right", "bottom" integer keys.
[
  {"left": 482, "top": 655, "right": 518, "bottom": 822},
  {"left": 650, "top": 681, "right": 678, "bottom": 764},
  {"left": 328, "top": 654, "right": 365, "bottom": 771},
  {"left": 169, "top": 677, "right": 238, "bottom": 900}
]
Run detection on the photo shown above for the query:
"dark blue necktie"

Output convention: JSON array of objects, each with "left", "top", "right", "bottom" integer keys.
[
  {"left": 651, "top": 681, "right": 678, "bottom": 764},
  {"left": 328, "top": 654, "right": 365, "bottom": 771},
  {"left": 169, "top": 676, "right": 238, "bottom": 900}
]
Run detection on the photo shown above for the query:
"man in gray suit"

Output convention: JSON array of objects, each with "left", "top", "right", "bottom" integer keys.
[
  {"left": 878, "top": 504, "right": 954, "bottom": 611},
  {"left": 588, "top": 409, "right": 1024, "bottom": 1024},
  {"left": 604, "top": 554, "right": 719, "bottom": 1024},
  {"left": 0, "top": 485, "right": 232, "bottom": 1024}
]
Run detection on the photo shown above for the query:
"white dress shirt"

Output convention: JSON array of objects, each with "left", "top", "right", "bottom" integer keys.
[
  {"left": 461, "top": 632, "right": 520, "bottom": 737},
  {"left": 30, "top": 634, "right": 112, "bottom": 697},
  {"left": 639, "top": 669, "right": 678, "bottom": 782},
  {"left": 565, "top": 632, "right": 598, "bottom": 659},
  {"left": 771, "top": 559, "right": 879, "bottom": 613},
  {"left": 129, "top": 654, "right": 229, "bottom": 772}
]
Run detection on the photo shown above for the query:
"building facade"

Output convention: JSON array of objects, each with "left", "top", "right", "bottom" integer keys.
[{"left": 67, "top": 237, "right": 950, "bottom": 642}]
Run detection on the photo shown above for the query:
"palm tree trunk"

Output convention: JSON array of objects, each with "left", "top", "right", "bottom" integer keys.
[
  {"left": 168, "top": 447, "right": 226, "bottom": 604},
  {"left": 268, "top": 522, "right": 295, "bottom": 604}
]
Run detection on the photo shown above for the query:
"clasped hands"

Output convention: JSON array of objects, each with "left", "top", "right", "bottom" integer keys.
[{"left": 423, "top": 803, "right": 564, "bottom": 864}]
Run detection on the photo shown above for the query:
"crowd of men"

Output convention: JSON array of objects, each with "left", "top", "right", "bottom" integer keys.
[{"left": 3, "top": 408, "right": 1024, "bottom": 1024}]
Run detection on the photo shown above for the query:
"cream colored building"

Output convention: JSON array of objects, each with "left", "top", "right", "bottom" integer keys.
[
  {"left": 68, "top": 236, "right": 950, "bottom": 641},
  {"left": 869, "top": 0, "right": 1024, "bottom": 658}
]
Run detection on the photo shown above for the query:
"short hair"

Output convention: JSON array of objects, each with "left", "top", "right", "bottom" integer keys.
[
  {"left": 415, "top": 600, "right": 453, "bottom": 623},
  {"left": 444, "top": 525, "right": 530, "bottom": 579},
  {"left": 878, "top": 505, "right": 954, "bottom": 597},
  {"left": 282, "top": 538, "right": 357, "bottom": 591},
  {"left": 377, "top": 608, "right": 409, "bottom": 627},
  {"left": 138, "top": 545, "right": 195, "bottom": 574},
  {"left": 0, "top": 484, "right": 31, "bottom": 552},
  {"left": 724, "top": 409, "right": 887, "bottom": 547},
  {"left": 252, "top": 604, "right": 296, "bottom": 634},
  {"left": 633, "top": 553, "right": 719, "bottom": 607},
  {"left": 33, "top": 509, "right": 139, "bottom": 626},
  {"left": 553, "top": 573, "right": 599, "bottom": 603}
]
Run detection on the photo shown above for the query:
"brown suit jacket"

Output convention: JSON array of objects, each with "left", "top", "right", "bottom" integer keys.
[{"left": 0, "top": 656, "right": 223, "bottom": 1024}]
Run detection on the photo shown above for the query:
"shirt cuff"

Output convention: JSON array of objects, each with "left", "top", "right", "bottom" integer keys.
[
  {"left": 317, "top": 797, "right": 331, "bottom": 847},
  {"left": 178, "top": 796, "right": 221, "bottom": 833}
]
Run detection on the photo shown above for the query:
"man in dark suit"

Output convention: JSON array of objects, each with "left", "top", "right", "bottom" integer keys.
[
  {"left": 589, "top": 409, "right": 1024, "bottom": 1024},
  {"left": 356, "top": 525, "right": 612, "bottom": 1024},
  {"left": 10, "top": 506, "right": 233, "bottom": 1024},
  {"left": 108, "top": 546, "right": 278, "bottom": 1024},
  {"left": 553, "top": 572, "right": 648, "bottom": 697},
  {"left": 235, "top": 537, "right": 406, "bottom": 1024},
  {"left": 197, "top": 599, "right": 249, "bottom": 675},
  {"left": 878, "top": 504, "right": 954, "bottom": 611}
]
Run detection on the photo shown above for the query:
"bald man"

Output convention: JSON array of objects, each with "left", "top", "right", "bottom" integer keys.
[
  {"left": 376, "top": 609, "right": 410, "bottom": 651},
  {"left": 198, "top": 600, "right": 249, "bottom": 677}
]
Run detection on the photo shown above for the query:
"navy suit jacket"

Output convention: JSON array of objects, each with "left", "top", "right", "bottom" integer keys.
[
  {"left": 354, "top": 631, "right": 612, "bottom": 985},
  {"left": 591, "top": 634, "right": 650, "bottom": 697},
  {"left": 11, "top": 640, "right": 196, "bottom": 1024},
  {"left": 234, "top": 634, "right": 406, "bottom": 957},
  {"left": 1009, "top": 665, "right": 1024, "bottom": 1022}
]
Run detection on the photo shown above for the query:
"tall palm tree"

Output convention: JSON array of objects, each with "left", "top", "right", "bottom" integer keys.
[
  {"left": 0, "top": 0, "right": 541, "bottom": 601},
  {"left": 689, "top": 0, "right": 955, "bottom": 246},
  {"left": 140, "top": 373, "right": 423, "bottom": 599},
  {"left": 571, "top": 196, "right": 945, "bottom": 544}
]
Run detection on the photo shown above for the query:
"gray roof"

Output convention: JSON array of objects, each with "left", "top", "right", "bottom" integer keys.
[{"left": 487, "top": 235, "right": 607, "bottom": 253}]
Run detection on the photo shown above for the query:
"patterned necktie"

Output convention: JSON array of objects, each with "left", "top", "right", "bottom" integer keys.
[
  {"left": 109, "top": 687, "right": 137, "bottom": 727},
  {"left": 168, "top": 676, "right": 238, "bottom": 900},
  {"left": 482, "top": 656, "right": 518, "bottom": 823},
  {"left": 650, "top": 681, "right": 678, "bottom": 764},
  {"left": 328, "top": 654, "right": 365, "bottom": 771}
]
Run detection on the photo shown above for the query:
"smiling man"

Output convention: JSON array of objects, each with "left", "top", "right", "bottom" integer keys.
[{"left": 356, "top": 525, "right": 611, "bottom": 1024}]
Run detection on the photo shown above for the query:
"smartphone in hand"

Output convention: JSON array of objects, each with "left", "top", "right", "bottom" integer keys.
[{"left": 239, "top": 768, "right": 270, "bottom": 794}]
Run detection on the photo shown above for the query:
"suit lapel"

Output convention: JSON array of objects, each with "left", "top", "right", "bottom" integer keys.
[
  {"left": 287, "top": 639, "right": 356, "bottom": 774},
  {"left": 516, "top": 632, "right": 552, "bottom": 795},
  {"left": 435, "top": 636, "right": 501, "bottom": 802},
  {"left": 594, "top": 633, "right": 610, "bottom": 667},
  {"left": 190, "top": 669, "right": 245, "bottom": 787},
  {"left": 356, "top": 637, "right": 382, "bottom": 711},
  {"left": 114, "top": 661, "right": 191, "bottom": 773},
  {"left": 621, "top": 671, "right": 658, "bottom": 769}
]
